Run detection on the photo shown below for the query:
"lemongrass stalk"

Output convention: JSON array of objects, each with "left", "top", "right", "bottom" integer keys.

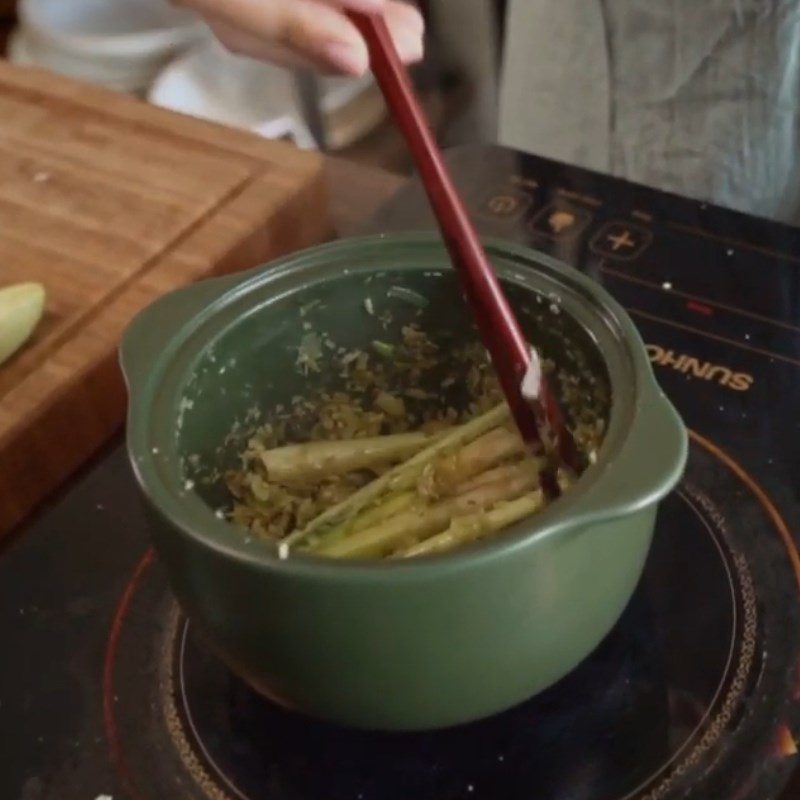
[
  {"left": 313, "top": 459, "right": 539, "bottom": 559},
  {"left": 258, "top": 431, "right": 438, "bottom": 484},
  {"left": 310, "top": 460, "right": 536, "bottom": 551},
  {"left": 383, "top": 404, "right": 510, "bottom": 493},
  {"left": 418, "top": 426, "right": 524, "bottom": 499},
  {"left": 397, "top": 491, "right": 545, "bottom": 558},
  {"left": 455, "top": 459, "right": 542, "bottom": 495},
  {"left": 303, "top": 491, "right": 416, "bottom": 551},
  {"left": 284, "top": 403, "right": 510, "bottom": 548},
  {"left": 350, "top": 490, "right": 416, "bottom": 532}
]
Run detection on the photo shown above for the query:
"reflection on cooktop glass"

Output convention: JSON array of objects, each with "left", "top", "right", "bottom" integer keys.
[{"left": 1, "top": 145, "right": 798, "bottom": 800}]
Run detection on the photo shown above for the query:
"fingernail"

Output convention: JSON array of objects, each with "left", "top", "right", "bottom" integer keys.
[
  {"left": 397, "top": 5, "right": 425, "bottom": 34},
  {"left": 394, "top": 26, "right": 424, "bottom": 63},
  {"left": 323, "top": 41, "right": 368, "bottom": 75},
  {"left": 345, "top": 0, "right": 385, "bottom": 10}
]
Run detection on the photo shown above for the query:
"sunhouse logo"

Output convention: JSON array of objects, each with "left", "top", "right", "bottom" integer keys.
[{"left": 646, "top": 345, "right": 754, "bottom": 392}]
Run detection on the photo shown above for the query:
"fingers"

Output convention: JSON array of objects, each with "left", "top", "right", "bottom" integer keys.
[
  {"left": 314, "top": 0, "right": 386, "bottom": 10},
  {"left": 201, "top": 1, "right": 370, "bottom": 74},
  {"left": 176, "top": 0, "right": 425, "bottom": 76},
  {"left": 383, "top": 2, "right": 425, "bottom": 51},
  {"left": 204, "top": 16, "right": 324, "bottom": 72}
]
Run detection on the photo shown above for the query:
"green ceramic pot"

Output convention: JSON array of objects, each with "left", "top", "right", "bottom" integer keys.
[{"left": 121, "top": 233, "right": 687, "bottom": 731}]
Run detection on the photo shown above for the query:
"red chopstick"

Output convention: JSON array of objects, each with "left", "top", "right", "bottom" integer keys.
[{"left": 349, "top": 12, "right": 580, "bottom": 477}]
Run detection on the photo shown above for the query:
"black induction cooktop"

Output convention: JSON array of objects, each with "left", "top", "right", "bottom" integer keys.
[{"left": 1, "top": 144, "right": 798, "bottom": 800}]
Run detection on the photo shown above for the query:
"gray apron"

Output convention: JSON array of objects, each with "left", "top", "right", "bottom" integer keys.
[{"left": 498, "top": 0, "right": 800, "bottom": 224}]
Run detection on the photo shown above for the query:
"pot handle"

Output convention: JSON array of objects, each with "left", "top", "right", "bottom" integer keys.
[
  {"left": 571, "top": 388, "right": 688, "bottom": 525},
  {"left": 119, "top": 271, "right": 249, "bottom": 402}
]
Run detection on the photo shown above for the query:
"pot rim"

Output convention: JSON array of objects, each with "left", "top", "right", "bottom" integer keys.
[{"left": 122, "top": 233, "right": 687, "bottom": 582}]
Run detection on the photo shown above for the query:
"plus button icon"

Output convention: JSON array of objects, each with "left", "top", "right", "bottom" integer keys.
[
  {"left": 606, "top": 229, "right": 636, "bottom": 251},
  {"left": 589, "top": 221, "right": 652, "bottom": 261}
]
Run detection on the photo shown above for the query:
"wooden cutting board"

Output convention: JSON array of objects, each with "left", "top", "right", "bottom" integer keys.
[{"left": 0, "top": 62, "right": 330, "bottom": 535}]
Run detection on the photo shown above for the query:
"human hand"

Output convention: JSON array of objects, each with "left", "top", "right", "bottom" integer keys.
[{"left": 173, "top": 0, "right": 425, "bottom": 76}]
